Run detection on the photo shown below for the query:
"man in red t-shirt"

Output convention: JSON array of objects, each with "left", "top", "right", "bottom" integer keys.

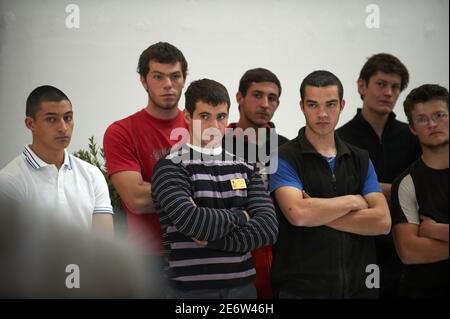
[{"left": 103, "top": 42, "right": 188, "bottom": 263}]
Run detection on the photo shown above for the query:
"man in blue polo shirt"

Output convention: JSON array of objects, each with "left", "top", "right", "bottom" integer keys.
[
  {"left": 0, "top": 85, "right": 113, "bottom": 237},
  {"left": 270, "top": 70, "right": 391, "bottom": 298}
]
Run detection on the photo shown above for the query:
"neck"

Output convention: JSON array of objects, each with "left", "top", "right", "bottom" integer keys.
[
  {"left": 29, "top": 143, "right": 65, "bottom": 170},
  {"left": 236, "top": 117, "right": 262, "bottom": 143},
  {"left": 144, "top": 100, "right": 179, "bottom": 120},
  {"left": 421, "top": 144, "right": 449, "bottom": 169},
  {"left": 361, "top": 106, "right": 390, "bottom": 137},
  {"left": 305, "top": 127, "right": 337, "bottom": 157}
]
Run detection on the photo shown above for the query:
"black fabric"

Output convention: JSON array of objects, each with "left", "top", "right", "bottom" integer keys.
[
  {"left": 391, "top": 158, "right": 449, "bottom": 298},
  {"left": 337, "top": 109, "right": 421, "bottom": 183},
  {"left": 337, "top": 109, "right": 422, "bottom": 298},
  {"left": 271, "top": 127, "right": 378, "bottom": 299}
]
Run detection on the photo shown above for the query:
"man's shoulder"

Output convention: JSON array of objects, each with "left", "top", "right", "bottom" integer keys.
[
  {"left": 105, "top": 110, "right": 143, "bottom": 133},
  {"left": 0, "top": 154, "right": 28, "bottom": 179},
  {"left": 336, "top": 115, "right": 361, "bottom": 138},
  {"left": 0, "top": 154, "right": 30, "bottom": 194},
  {"left": 69, "top": 155, "right": 105, "bottom": 180}
]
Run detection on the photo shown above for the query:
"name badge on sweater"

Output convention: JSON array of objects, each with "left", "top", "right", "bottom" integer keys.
[{"left": 230, "top": 178, "right": 247, "bottom": 190}]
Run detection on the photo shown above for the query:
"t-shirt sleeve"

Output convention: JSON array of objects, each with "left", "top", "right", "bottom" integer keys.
[
  {"left": 91, "top": 165, "right": 113, "bottom": 215},
  {"left": 0, "top": 171, "right": 24, "bottom": 204},
  {"left": 362, "top": 159, "right": 381, "bottom": 195},
  {"left": 391, "top": 173, "right": 420, "bottom": 225},
  {"left": 103, "top": 122, "right": 141, "bottom": 176},
  {"left": 269, "top": 157, "right": 303, "bottom": 193}
]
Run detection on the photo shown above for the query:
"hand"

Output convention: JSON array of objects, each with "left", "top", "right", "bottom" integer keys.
[
  {"left": 189, "top": 197, "right": 197, "bottom": 206},
  {"left": 243, "top": 210, "right": 250, "bottom": 222},
  {"left": 351, "top": 194, "right": 369, "bottom": 211},
  {"left": 192, "top": 238, "right": 208, "bottom": 247},
  {"left": 301, "top": 190, "right": 311, "bottom": 199},
  {"left": 419, "top": 215, "right": 436, "bottom": 238}
]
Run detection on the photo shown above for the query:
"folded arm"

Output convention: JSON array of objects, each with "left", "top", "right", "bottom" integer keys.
[
  {"left": 206, "top": 172, "right": 278, "bottom": 252},
  {"left": 273, "top": 186, "right": 368, "bottom": 227},
  {"left": 326, "top": 192, "right": 391, "bottom": 235},
  {"left": 152, "top": 160, "right": 248, "bottom": 241},
  {"left": 393, "top": 223, "right": 449, "bottom": 264}
]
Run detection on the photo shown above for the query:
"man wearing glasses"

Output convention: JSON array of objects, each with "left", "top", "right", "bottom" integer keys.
[{"left": 391, "top": 84, "right": 449, "bottom": 298}]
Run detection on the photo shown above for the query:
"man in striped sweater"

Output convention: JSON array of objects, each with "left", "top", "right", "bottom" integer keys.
[{"left": 152, "top": 79, "right": 278, "bottom": 299}]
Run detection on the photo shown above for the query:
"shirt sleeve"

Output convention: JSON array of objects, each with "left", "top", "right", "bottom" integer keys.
[
  {"left": 207, "top": 168, "right": 278, "bottom": 253},
  {"left": 103, "top": 122, "right": 141, "bottom": 176},
  {"left": 91, "top": 165, "right": 113, "bottom": 215},
  {"left": 0, "top": 171, "right": 24, "bottom": 204},
  {"left": 269, "top": 157, "right": 303, "bottom": 193},
  {"left": 362, "top": 159, "right": 382, "bottom": 195},
  {"left": 391, "top": 173, "right": 420, "bottom": 225},
  {"left": 152, "top": 158, "right": 249, "bottom": 241}
]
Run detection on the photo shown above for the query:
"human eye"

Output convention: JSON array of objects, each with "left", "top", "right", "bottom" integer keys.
[
  {"left": 268, "top": 95, "right": 278, "bottom": 103},
  {"left": 200, "top": 114, "right": 209, "bottom": 120},
  {"left": 46, "top": 116, "right": 56, "bottom": 123},
  {"left": 253, "top": 92, "right": 262, "bottom": 99},
  {"left": 415, "top": 116, "right": 428, "bottom": 125},
  {"left": 327, "top": 101, "right": 338, "bottom": 108},
  {"left": 307, "top": 102, "right": 317, "bottom": 108},
  {"left": 64, "top": 114, "right": 73, "bottom": 123},
  {"left": 435, "top": 112, "right": 448, "bottom": 121},
  {"left": 171, "top": 73, "right": 182, "bottom": 81},
  {"left": 153, "top": 74, "right": 163, "bottom": 80},
  {"left": 218, "top": 113, "right": 228, "bottom": 121},
  {"left": 376, "top": 81, "right": 386, "bottom": 88}
]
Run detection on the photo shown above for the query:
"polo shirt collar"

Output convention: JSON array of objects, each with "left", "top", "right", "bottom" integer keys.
[
  {"left": 22, "top": 145, "right": 72, "bottom": 170},
  {"left": 297, "top": 127, "right": 351, "bottom": 158}
]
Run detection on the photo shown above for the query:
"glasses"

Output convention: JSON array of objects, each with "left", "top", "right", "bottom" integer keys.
[{"left": 414, "top": 111, "right": 449, "bottom": 126}]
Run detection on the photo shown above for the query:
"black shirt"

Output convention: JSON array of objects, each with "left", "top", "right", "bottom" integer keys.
[
  {"left": 337, "top": 109, "right": 421, "bottom": 183},
  {"left": 391, "top": 158, "right": 449, "bottom": 298}
]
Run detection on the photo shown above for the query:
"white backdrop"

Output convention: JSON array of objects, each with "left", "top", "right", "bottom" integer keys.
[{"left": 0, "top": 0, "right": 448, "bottom": 167}]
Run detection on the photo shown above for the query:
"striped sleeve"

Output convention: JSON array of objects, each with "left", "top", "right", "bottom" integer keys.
[
  {"left": 207, "top": 169, "right": 278, "bottom": 252},
  {"left": 152, "top": 158, "right": 248, "bottom": 241},
  {"left": 91, "top": 164, "right": 113, "bottom": 215}
]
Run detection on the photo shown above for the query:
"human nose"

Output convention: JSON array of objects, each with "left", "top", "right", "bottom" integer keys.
[
  {"left": 318, "top": 106, "right": 328, "bottom": 118},
  {"left": 383, "top": 85, "right": 393, "bottom": 97},
  {"left": 58, "top": 118, "right": 68, "bottom": 132},
  {"left": 162, "top": 75, "right": 173, "bottom": 89}
]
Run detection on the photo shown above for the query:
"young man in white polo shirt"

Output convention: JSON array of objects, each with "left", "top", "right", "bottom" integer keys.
[{"left": 0, "top": 85, "right": 114, "bottom": 237}]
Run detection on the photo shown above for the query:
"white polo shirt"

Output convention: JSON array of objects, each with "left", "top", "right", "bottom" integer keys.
[{"left": 0, "top": 145, "right": 113, "bottom": 229}]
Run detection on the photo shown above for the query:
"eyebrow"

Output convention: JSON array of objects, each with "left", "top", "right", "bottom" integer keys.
[
  {"left": 150, "top": 70, "right": 182, "bottom": 75},
  {"left": 43, "top": 111, "right": 73, "bottom": 116}
]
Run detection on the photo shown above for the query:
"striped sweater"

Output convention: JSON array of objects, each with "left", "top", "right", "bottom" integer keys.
[{"left": 152, "top": 145, "right": 278, "bottom": 290}]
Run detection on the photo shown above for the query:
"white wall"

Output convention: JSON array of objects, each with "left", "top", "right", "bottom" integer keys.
[{"left": 0, "top": 0, "right": 448, "bottom": 167}]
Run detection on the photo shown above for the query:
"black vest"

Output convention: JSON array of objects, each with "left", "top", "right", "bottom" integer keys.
[{"left": 271, "top": 127, "right": 378, "bottom": 298}]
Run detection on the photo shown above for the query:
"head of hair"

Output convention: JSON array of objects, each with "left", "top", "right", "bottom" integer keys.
[
  {"left": 238, "top": 68, "right": 282, "bottom": 97},
  {"left": 359, "top": 53, "right": 409, "bottom": 97},
  {"left": 300, "top": 70, "right": 344, "bottom": 101},
  {"left": 137, "top": 42, "right": 188, "bottom": 78},
  {"left": 403, "top": 84, "right": 449, "bottom": 123},
  {"left": 26, "top": 85, "right": 71, "bottom": 118},
  {"left": 184, "top": 79, "right": 230, "bottom": 114}
]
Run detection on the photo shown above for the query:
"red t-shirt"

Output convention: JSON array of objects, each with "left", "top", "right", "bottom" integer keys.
[{"left": 103, "top": 109, "right": 187, "bottom": 255}]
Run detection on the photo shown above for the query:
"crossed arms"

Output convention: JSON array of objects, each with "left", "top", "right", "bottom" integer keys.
[{"left": 273, "top": 186, "right": 391, "bottom": 236}]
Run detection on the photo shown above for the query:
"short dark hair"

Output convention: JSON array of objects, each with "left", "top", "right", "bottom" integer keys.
[
  {"left": 26, "top": 85, "right": 71, "bottom": 118},
  {"left": 137, "top": 42, "right": 188, "bottom": 78},
  {"left": 184, "top": 79, "right": 230, "bottom": 114},
  {"left": 403, "top": 84, "right": 449, "bottom": 124},
  {"left": 238, "top": 68, "right": 282, "bottom": 97},
  {"left": 359, "top": 53, "right": 409, "bottom": 95},
  {"left": 300, "top": 70, "right": 344, "bottom": 101}
]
